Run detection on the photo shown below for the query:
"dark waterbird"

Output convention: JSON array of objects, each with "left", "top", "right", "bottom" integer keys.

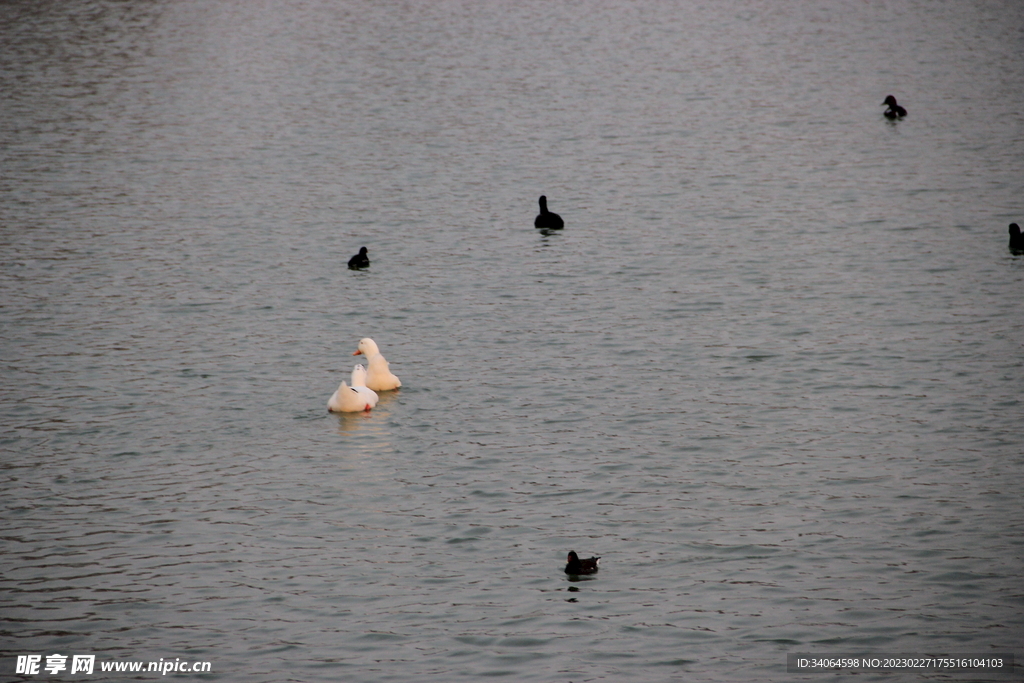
[
  {"left": 534, "top": 195, "right": 564, "bottom": 230},
  {"left": 348, "top": 246, "right": 369, "bottom": 270},
  {"left": 565, "top": 550, "right": 600, "bottom": 575},
  {"left": 1010, "top": 223, "right": 1024, "bottom": 254},
  {"left": 882, "top": 95, "right": 907, "bottom": 120}
]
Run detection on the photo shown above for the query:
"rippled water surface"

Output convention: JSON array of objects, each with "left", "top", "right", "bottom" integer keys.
[{"left": 2, "top": 1, "right": 1023, "bottom": 681}]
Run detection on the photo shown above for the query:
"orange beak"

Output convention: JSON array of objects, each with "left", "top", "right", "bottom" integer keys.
[{"left": 352, "top": 349, "right": 362, "bottom": 356}]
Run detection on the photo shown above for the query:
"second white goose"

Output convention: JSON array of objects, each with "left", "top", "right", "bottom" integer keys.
[
  {"left": 328, "top": 364, "right": 379, "bottom": 412},
  {"left": 352, "top": 338, "right": 401, "bottom": 391}
]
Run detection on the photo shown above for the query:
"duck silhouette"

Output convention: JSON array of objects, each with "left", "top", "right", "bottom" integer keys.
[
  {"left": 565, "top": 550, "right": 600, "bottom": 575},
  {"left": 534, "top": 196, "right": 564, "bottom": 230},
  {"left": 882, "top": 95, "right": 907, "bottom": 119},
  {"left": 348, "top": 247, "right": 369, "bottom": 270},
  {"left": 1009, "top": 223, "right": 1024, "bottom": 254}
]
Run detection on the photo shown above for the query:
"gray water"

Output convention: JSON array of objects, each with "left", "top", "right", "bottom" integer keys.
[{"left": 2, "top": 1, "right": 1023, "bottom": 681}]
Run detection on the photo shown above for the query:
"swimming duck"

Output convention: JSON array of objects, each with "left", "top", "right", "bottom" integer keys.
[
  {"left": 534, "top": 195, "right": 564, "bottom": 230},
  {"left": 882, "top": 95, "right": 907, "bottom": 119},
  {"left": 565, "top": 550, "right": 600, "bottom": 575},
  {"left": 348, "top": 247, "right": 370, "bottom": 270},
  {"left": 328, "top": 364, "right": 379, "bottom": 412},
  {"left": 352, "top": 337, "right": 401, "bottom": 391},
  {"left": 1010, "top": 223, "right": 1024, "bottom": 254}
]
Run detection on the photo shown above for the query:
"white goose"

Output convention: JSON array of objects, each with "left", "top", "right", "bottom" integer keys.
[
  {"left": 352, "top": 338, "right": 401, "bottom": 391},
  {"left": 328, "top": 364, "right": 379, "bottom": 412}
]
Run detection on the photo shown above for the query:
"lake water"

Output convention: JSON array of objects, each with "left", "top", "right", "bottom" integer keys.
[{"left": 2, "top": 1, "right": 1023, "bottom": 681}]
